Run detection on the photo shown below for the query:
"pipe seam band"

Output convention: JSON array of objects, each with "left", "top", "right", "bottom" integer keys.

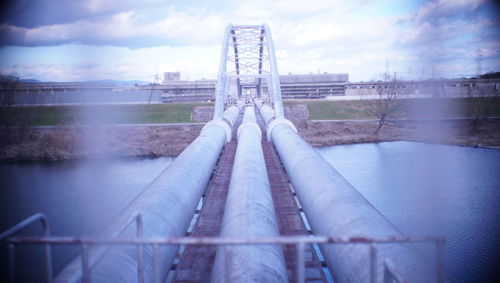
[
  {"left": 237, "top": 122, "right": 262, "bottom": 141},
  {"left": 266, "top": 118, "right": 297, "bottom": 142},
  {"left": 223, "top": 106, "right": 240, "bottom": 127},
  {"left": 202, "top": 120, "right": 232, "bottom": 142}
]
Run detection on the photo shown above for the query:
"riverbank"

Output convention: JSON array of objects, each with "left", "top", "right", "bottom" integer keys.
[
  {"left": 1, "top": 118, "right": 499, "bottom": 162},
  {"left": 0, "top": 124, "right": 203, "bottom": 161},
  {"left": 300, "top": 119, "right": 500, "bottom": 149}
]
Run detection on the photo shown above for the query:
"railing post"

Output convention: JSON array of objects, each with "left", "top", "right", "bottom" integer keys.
[
  {"left": 296, "top": 242, "right": 305, "bottom": 283},
  {"left": 136, "top": 215, "right": 144, "bottom": 283},
  {"left": 81, "top": 243, "right": 90, "bottom": 283},
  {"left": 370, "top": 244, "right": 378, "bottom": 283},
  {"left": 8, "top": 243, "right": 15, "bottom": 283},
  {"left": 41, "top": 217, "right": 53, "bottom": 283},
  {"left": 153, "top": 244, "right": 161, "bottom": 283},
  {"left": 384, "top": 261, "right": 391, "bottom": 283},
  {"left": 436, "top": 239, "right": 445, "bottom": 283}
]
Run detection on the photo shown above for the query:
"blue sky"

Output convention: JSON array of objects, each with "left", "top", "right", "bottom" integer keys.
[{"left": 0, "top": 0, "right": 498, "bottom": 82}]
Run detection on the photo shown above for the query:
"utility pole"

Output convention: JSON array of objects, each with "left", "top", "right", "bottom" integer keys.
[
  {"left": 385, "top": 59, "right": 389, "bottom": 81},
  {"left": 476, "top": 49, "right": 482, "bottom": 77},
  {"left": 148, "top": 73, "right": 161, "bottom": 104}
]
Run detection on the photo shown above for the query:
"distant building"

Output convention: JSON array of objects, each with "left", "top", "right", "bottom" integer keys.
[
  {"left": 160, "top": 72, "right": 350, "bottom": 102},
  {"left": 274, "top": 73, "right": 349, "bottom": 98},
  {"left": 164, "top": 72, "right": 181, "bottom": 82}
]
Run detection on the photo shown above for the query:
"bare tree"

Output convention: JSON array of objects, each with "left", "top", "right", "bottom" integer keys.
[
  {"left": 463, "top": 81, "right": 498, "bottom": 133},
  {"left": 0, "top": 73, "right": 20, "bottom": 144},
  {"left": 0, "top": 73, "right": 19, "bottom": 107},
  {"left": 363, "top": 77, "right": 404, "bottom": 134}
]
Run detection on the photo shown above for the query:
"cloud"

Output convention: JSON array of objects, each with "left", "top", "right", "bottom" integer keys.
[
  {"left": 0, "top": 9, "right": 226, "bottom": 47},
  {"left": 0, "top": 0, "right": 169, "bottom": 28},
  {"left": 0, "top": 0, "right": 498, "bottom": 81},
  {"left": 415, "top": 0, "right": 486, "bottom": 23}
]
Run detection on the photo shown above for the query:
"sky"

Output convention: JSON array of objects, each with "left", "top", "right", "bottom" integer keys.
[{"left": 0, "top": 0, "right": 499, "bottom": 82}]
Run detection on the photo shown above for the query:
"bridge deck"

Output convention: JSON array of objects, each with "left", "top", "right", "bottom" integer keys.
[
  {"left": 257, "top": 110, "right": 327, "bottom": 283},
  {"left": 172, "top": 114, "right": 242, "bottom": 283},
  {"left": 173, "top": 109, "right": 327, "bottom": 282}
]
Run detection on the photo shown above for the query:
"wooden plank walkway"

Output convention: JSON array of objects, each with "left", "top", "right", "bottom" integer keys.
[
  {"left": 172, "top": 115, "right": 242, "bottom": 283},
  {"left": 173, "top": 109, "right": 327, "bottom": 282}
]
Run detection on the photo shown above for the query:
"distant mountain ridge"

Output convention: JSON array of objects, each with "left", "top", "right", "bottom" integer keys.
[{"left": 18, "top": 79, "right": 151, "bottom": 85}]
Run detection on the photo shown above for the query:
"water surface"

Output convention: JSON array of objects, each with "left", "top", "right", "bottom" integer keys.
[
  {"left": 0, "top": 156, "right": 172, "bottom": 281},
  {"left": 317, "top": 141, "right": 500, "bottom": 282}
]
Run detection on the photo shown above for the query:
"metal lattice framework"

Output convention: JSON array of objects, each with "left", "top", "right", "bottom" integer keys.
[{"left": 213, "top": 24, "right": 284, "bottom": 120}]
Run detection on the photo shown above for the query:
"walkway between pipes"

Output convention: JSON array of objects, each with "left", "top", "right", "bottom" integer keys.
[{"left": 173, "top": 105, "right": 327, "bottom": 282}]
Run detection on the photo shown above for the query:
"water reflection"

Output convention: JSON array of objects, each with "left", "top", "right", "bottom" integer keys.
[
  {"left": 317, "top": 141, "right": 500, "bottom": 282},
  {"left": 0, "top": 156, "right": 172, "bottom": 281}
]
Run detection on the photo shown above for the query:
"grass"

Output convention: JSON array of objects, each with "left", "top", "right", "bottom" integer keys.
[
  {"left": 301, "top": 100, "right": 373, "bottom": 120},
  {"left": 0, "top": 103, "right": 212, "bottom": 126},
  {"left": 286, "top": 97, "right": 500, "bottom": 120},
  {"left": 2, "top": 97, "right": 500, "bottom": 126}
]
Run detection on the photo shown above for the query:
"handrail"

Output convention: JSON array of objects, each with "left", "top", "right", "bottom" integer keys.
[
  {"left": 78, "top": 213, "right": 144, "bottom": 283},
  {"left": 0, "top": 213, "right": 53, "bottom": 283},
  {"left": 9, "top": 235, "right": 445, "bottom": 246},
  {"left": 8, "top": 234, "right": 446, "bottom": 283}
]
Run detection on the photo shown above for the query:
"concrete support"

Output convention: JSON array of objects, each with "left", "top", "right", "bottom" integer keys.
[
  {"left": 267, "top": 118, "right": 434, "bottom": 283},
  {"left": 56, "top": 108, "right": 239, "bottom": 283},
  {"left": 211, "top": 107, "right": 288, "bottom": 283}
]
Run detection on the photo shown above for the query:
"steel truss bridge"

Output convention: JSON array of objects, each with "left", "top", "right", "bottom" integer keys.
[{"left": 1, "top": 24, "right": 445, "bottom": 283}]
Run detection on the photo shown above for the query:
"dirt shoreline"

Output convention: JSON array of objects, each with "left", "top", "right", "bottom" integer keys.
[{"left": 1, "top": 119, "right": 499, "bottom": 162}]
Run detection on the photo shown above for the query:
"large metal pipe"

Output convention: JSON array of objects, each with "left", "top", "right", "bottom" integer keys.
[
  {"left": 56, "top": 108, "right": 239, "bottom": 283},
  {"left": 211, "top": 107, "right": 288, "bottom": 283},
  {"left": 266, "top": 118, "right": 434, "bottom": 283}
]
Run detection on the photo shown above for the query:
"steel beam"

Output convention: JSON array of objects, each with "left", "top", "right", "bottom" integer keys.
[
  {"left": 211, "top": 107, "right": 288, "bottom": 283},
  {"left": 266, "top": 118, "right": 435, "bottom": 283},
  {"left": 55, "top": 108, "right": 239, "bottom": 283},
  {"left": 263, "top": 24, "right": 284, "bottom": 119},
  {"left": 213, "top": 25, "right": 232, "bottom": 119}
]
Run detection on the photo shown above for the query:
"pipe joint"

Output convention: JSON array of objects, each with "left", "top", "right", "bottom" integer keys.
[
  {"left": 222, "top": 106, "right": 240, "bottom": 127},
  {"left": 266, "top": 118, "right": 296, "bottom": 142},
  {"left": 202, "top": 119, "right": 232, "bottom": 143}
]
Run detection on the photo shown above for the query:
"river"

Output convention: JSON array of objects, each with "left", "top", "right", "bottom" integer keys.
[
  {"left": 0, "top": 156, "right": 173, "bottom": 281},
  {"left": 0, "top": 142, "right": 498, "bottom": 282},
  {"left": 317, "top": 141, "right": 500, "bottom": 282}
]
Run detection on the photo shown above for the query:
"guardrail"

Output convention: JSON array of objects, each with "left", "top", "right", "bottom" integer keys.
[
  {"left": 0, "top": 213, "right": 53, "bottom": 283},
  {"left": 76, "top": 213, "right": 144, "bottom": 283},
  {"left": 2, "top": 215, "right": 446, "bottom": 283}
]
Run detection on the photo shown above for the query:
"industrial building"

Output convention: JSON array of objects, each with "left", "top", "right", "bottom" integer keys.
[{"left": 160, "top": 72, "right": 349, "bottom": 102}]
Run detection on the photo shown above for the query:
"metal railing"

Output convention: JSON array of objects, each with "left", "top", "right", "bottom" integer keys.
[
  {"left": 1, "top": 213, "right": 144, "bottom": 283},
  {"left": 2, "top": 215, "right": 446, "bottom": 283},
  {"left": 72, "top": 213, "right": 144, "bottom": 283},
  {"left": 0, "top": 213, "right": 53, "bottom": 283}
]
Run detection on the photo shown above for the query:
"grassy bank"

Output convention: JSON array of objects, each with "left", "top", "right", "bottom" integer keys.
[
  {"left": 291, "top": 97, "right": 500, "bottom": 120},
  {"left": 2, "top": 98, "right": 500, "bottom": 126},
  {"left": 0, "top": 103, "right": 211, "bottom": 126}
]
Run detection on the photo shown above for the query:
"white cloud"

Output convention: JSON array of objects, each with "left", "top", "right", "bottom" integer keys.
[{"left": 0, "top": 0, "right": 498, "bottom": 81}]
